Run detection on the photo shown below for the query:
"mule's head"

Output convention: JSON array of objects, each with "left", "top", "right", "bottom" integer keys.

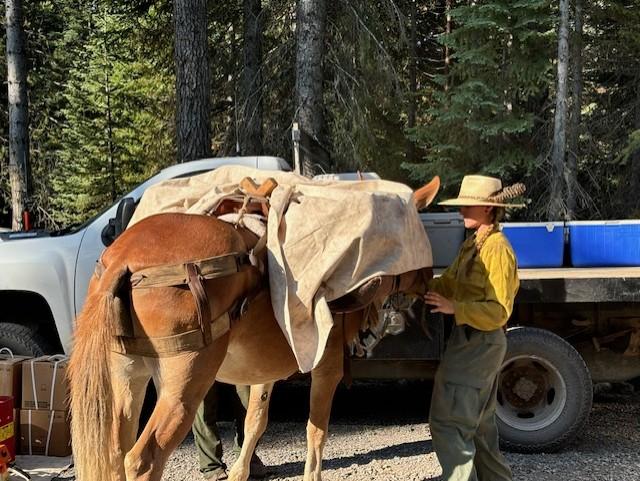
[
  {"left": 386, "top": 266, "right": 433, "bottom": 302},
  {"left": 398, "top": 175, "right": 441, "bottom": 297},
  {"left": 360, "top": 176, "right": 440, "bottom": 303}
]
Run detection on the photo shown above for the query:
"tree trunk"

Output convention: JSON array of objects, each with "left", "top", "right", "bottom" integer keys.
[
  {"left": 566, "top": 0, "right": 583, "bottom": 220},
  {"left": 295, "top": 0, "right": 327, "bottom": 177},
  {"left": 632, "top": 74, "right": 640, "bottom": 212},
  {"left": 239, "top": 0, "right": 263, "bottom": 155},
  {"left": 406, "top": 0, "right": 417, "bottom": 163},
  {"left": 5, "top": 0, "right": 30, "bottom": 230},
  {"left": 173, "top": 0, "right": 211, "bottom": 162},
  {"left": 102, "top": 10, "right": 117, "bottom": 203},
  {"left": 444, "top": 0, "right": 452, "bottom": 92},
  {"left": 549, "top": 0, "right": 570, "bottom": 220}
]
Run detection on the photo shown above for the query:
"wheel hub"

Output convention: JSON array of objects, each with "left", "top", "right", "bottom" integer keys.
[{"left": 500, "top": 365, "right": 547, "bottom": 408}]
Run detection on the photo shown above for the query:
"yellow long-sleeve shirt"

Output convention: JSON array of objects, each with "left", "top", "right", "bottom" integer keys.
[{"left": 428, "top": 230, "right": 519, "bottom": 331}]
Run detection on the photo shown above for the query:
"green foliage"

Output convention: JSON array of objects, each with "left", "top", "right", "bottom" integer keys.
[
  {"left": 52, "top": 3, "right": 175, "bottom": 226},
  {"left": 1, "top": 0, "right": 639, "bottom": 226},
  {"left": 325, "top": 0, "right": 411, "bottom": 180},
  {"left": 575, "top": 0, "right": 640, "bottom": 218},
  {"left": 405, "top": 0, "right": 554, "bottom": 199}
]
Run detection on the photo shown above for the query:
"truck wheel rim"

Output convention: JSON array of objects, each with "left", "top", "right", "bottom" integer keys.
[{"left": 496, "top": 354, "right": 567, "bottom": 432}]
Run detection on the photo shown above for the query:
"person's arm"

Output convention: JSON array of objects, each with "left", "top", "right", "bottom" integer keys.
[{"left": 453, "top": 242, "right": 518, "bottom": 331}]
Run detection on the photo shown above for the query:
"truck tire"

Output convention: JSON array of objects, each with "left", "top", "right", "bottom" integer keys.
[
  {"left": 496, "top": 326, "right": 592, "bottom": 453},
  {"left": 0, "top": 322, "right": 54, "bottom": 356}
]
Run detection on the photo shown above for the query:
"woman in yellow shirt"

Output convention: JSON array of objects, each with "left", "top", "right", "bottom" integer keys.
[{"left": 424, "top": 175, "right": 525, "bottom": 481}]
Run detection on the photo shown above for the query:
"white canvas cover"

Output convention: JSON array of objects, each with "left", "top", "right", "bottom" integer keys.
[{"left": 129, "top": 165, "right": 432, "bottom": 372}]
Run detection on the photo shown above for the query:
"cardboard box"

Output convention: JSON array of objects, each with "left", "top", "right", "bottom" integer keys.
[
  {"left": 19, "top": 409, "right": 71, "bottom": 457},
  {"left": 21, "top": 356, "right": 69, "bottom": 411},
  {"left": 0, "top": 351, "right": 32, "bottom": 407}
]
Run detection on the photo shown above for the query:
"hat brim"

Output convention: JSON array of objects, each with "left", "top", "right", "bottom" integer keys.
[{"left": 438, "top": 198, "right": 525, "bottom": 208}]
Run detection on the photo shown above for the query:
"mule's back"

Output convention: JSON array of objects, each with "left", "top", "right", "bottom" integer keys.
[{"left": 102, "top": 213, "right": 249, "bottom": 272}]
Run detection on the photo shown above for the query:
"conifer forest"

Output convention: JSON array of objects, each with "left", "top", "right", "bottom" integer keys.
[{"left": 1, "top": 0, "right": 639, "bottom": 229}]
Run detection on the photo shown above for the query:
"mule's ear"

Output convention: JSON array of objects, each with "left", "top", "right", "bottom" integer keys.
[{"left": 413, "top": 176, "right": 440, "bottom": 210}]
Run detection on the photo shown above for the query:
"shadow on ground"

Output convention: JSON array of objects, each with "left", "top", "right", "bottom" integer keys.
[
  {"left": 262, "top": 379, "right": 434, "bottom": 424},
  {"left": 267, "top": 439, "right": 434, "bottom": 477}
]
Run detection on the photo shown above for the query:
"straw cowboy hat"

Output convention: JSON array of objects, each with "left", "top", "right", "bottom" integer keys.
[{"left": 439, "top": 175, "right": 526, "bottom": 208}]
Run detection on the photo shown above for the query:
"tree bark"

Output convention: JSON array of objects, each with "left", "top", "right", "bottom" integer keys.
[
  {"left": 549, "top": 0, "right": 570, "bottom": 220},
  {"left": 632, "top": 74, "right": 640, "bottom": 212},
  {"left": 5, "top": 0, "right": 30, "bottom": 230},
  {"left": 239, "top": 0, "right": 263, "bottom": 155},
  {"left": 566, "top": 0, "right": 583, "bottom": 220},
  {"left": 295, "top": 0, "right": 327, "bottom": 176},
  {"left": 102, "top": 10, "right": 117, "bottom": 203},
  {"left": 173, "top": 0, "right": 211, "bottom": 162},
  {"left": 444, "top": 0, "right": 452, "bottom": 92},
  {"left": 406, "top": 0, "right": 417, "bottom": 163}
]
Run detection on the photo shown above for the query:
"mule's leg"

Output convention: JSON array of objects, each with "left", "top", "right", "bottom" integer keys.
[
  {"left": 123, "top": 338, "right": 228, "bottom": 481},
  {"left": 228, "top": 383, "right": 274, "bottom": 481},
  {"left": 111, "top": 352, "right": 152, "bottom": 481},
  {"left": 303, "top": 323, "right": 345, "bottom": 481}
]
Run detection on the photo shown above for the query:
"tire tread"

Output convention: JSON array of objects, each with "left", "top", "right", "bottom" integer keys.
[{"left": 0, "top": 322, "right": 54, "bottom": 356}]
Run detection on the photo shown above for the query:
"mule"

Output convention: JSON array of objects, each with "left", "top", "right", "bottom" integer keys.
[{"left": 68, "top": 177, "right": 439, "bottom": 481}]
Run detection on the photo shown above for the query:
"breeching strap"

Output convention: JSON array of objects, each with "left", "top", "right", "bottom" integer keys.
[{"left": 110, "top": 251, "right": 251, "bottom": 357}]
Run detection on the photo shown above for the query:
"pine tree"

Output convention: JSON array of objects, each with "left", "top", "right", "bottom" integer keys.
[
  {"left": 405, "top": 0, "right": 554, "bottom": 196},
  {"left": 579, "top": 0, "right": 640, "bottom": 218},
  {"left": 52, "top": 2, "right": 174, "bottom": 226}
]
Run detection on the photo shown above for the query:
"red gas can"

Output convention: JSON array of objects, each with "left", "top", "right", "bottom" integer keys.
[{"left": 0, "top": 396, "right": 15, "bottom": 462}]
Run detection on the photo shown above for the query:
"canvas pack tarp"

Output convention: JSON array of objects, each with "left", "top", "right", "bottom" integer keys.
[{"left": 130, "top": 166, "right": 432, "bottom": 372}]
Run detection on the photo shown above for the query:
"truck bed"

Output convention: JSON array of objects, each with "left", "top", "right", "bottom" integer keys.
[
  {"left": 519, "top": 267, "right": 640, "bottom": 279},
  {"left": 434, "top": 267, "right": 640, "bottom": 303},
  {"left": 518, "top": 267, "right": 640, "bottom": 303}
]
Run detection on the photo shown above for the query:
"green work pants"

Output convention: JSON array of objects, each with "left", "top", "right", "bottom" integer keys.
[
  {"left": 429, "top": 324, "right": 512, "bottom": 481},
  {"left": 192, "top": 382, "right": 251, "bottom": 475}
]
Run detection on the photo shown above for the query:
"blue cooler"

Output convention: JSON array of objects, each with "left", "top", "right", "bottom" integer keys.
[
  {"left": 567, "top": 220, "right": 640, "bottom": 267},
  {"left": 500, "top": 222, "right": 565, "bottom": 268}
]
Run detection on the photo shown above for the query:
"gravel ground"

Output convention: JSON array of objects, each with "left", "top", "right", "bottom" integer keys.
[{"left": 57, "top": 380, "right": 640, "bottom": 481}]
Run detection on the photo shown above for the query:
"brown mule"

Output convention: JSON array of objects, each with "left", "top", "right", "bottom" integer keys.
[{"left": 68, "top": 177, "right": 440, "bottom": 481}]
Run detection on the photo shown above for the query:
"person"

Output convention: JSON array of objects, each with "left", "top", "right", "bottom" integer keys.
[
  {"left": 424, "top": 175, "right": 525, "bottom": 481},
  {"left": 193, "top": 382, "right": 271, "bottom": 480}
]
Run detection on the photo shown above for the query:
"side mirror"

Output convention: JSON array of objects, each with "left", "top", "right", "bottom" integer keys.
[
  {"left": 101, "top": 197, "right": 136, "bottom": 247},
  {"left": 114, "top": 197, "right": 136, "bottom": 238}
]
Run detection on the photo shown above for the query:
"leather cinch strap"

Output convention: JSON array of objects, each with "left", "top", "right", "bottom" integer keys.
[
  {"left": 186, "top": 262, "right": 212, "bottom": 345},
  {"left": 130, "top": 252, "right": 249, "bottom": 289},
  {"left": 111, "top": 251, "right": 251, "bottom": 357},
  {"left": 111, "top": 313, "right": 231, "bottom": 357}
]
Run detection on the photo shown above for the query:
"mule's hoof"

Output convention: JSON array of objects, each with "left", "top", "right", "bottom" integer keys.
[{"left": 228, "top": 469, "right": 249, "bottom": 481}]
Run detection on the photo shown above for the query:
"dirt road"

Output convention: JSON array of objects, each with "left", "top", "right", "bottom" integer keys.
[{"left": 156, "top": 380, "right": 640, "bottom": 481}]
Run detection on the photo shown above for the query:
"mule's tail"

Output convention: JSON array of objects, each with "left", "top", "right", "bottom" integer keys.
[{"left": 69, "top": 266, "right": 128, "bottom": 481}]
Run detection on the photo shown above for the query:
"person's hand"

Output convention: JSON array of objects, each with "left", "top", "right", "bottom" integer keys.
[{"left": 424, "top": 291, "right": 455, "bottom": 314}]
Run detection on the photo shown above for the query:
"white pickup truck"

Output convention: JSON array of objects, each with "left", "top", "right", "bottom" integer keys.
[{"left": 0, "top": 156, "right": 291, "bottom": 355}]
